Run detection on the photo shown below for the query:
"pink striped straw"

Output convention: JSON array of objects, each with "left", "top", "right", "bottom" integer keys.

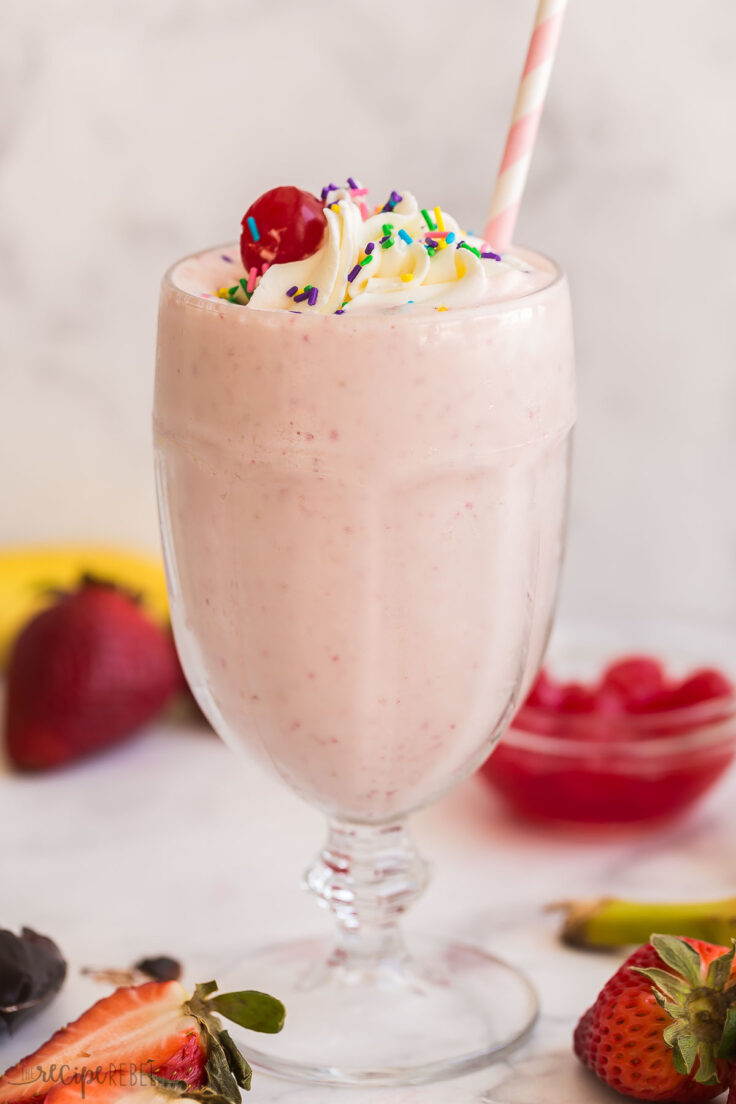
[{"left": 483, "top": 0, "right": 568, "bottom": 249}]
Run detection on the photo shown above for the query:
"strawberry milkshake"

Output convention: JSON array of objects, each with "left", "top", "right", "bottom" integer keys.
[{"left": 154, "top": 182, "right": 575, "bottom": 824}]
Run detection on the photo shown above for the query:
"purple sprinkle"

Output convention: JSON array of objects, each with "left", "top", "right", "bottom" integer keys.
[
  {"left": 347, "top": 263, "right": 361, "bottom": 283},
  {"left": 335, "top": 309, "right": 345, "bottom": 315},
  {"left": 320, "top": 181, "right": 339, "bottom": 201},
  {"left": 481, "top": 250, "right": 503, "bottom": 262},
  {"left": 221, "top": 254, "right": 233, "bottom": 263},
  {"left": 347, "top": 176, "right": 359, "bottom": 189},
  {"left": 365, "top": 241, "right": 375, "bottom": 254},
  {"left": 308, "top": 286, "right": 318, "bottom": 306},
  {"left": 425, "top": 238, "right": 438, "bottom": 249},
  {"left": 379, "top": 235, "right": 390, "bottom": 244},
  {"left": 293, "top": 290, "right": 310, "bottom": 303},
  {"left": 286, "top": 285, "right": 298, "bottom": 297},
  {"left": 380, "top": 190, "right": 403, "bottom": 213}
]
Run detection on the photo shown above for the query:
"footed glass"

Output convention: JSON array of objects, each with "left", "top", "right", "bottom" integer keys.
[{"left": 153, "top": 244, "right": 575, "bottom": 1085}]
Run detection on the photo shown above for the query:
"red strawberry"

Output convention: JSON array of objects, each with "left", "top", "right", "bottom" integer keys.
[
  {"left": 45, "top": 1075, "right": 173, "bottom": 1104},
  {"left": 574, "top": 934, "right": 736, "bottom": 1101},
  {"left": 4, "top": 580, "right": 183, "bottom": 770},
  {"left": 0, "top": 978, "right": 284, "bottom": 1104}
]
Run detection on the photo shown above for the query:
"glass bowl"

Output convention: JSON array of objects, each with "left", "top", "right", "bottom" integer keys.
[{"left": 481, "top": 619, "right": 736, "bottom": 825}]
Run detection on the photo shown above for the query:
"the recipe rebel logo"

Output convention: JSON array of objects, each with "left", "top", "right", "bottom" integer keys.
[{"left": 5, "top": 1062, "right": 159, "bottom": 1096}]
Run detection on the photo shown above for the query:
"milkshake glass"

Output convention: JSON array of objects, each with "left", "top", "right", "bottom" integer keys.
[{"left": 153, "top": 196, "right": 575, "bottom": 1084}]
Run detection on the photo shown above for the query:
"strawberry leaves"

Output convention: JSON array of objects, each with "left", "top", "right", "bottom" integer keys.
[
  {"left": 208, "top": 991, "right": 285, "bottom": 1035},
  {"left": 635, "top": 935, "right": 736, "bottom": 1086},
  {"left": 184, "top": 980, "right": 285, "bottom": 1102}
]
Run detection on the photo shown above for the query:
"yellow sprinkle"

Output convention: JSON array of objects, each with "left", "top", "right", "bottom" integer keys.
[
  {"left": 331, "top": 203, "right": 340, "bottom": 213},
  {"left": 400, "top": 272, "right": 414, "bottom": 283},
  {"left": 434, "top": 206, "right": 445, "bottom": 232},
  {"left": 435, "top": 306, "right": 448, "bottom": 312},
  {"left": 437, "top": 239, "right": 448, "bottom": 250},
  {"left": 217, "top": 288, "right": 231, "bottom": 299}
]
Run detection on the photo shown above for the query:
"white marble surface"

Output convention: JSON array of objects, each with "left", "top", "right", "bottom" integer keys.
[
  {"left": 1, "top": 0, "right": 736, "bottom": 627},
  {"left": 2, "top": 723, "right": 736, "bottom": 1102}
]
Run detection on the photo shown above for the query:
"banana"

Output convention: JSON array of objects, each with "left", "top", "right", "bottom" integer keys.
[{"left": 0, "top": 545, "right": 170, "bottom": 668}]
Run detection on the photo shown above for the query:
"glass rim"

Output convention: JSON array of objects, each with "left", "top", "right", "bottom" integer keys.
[
  {"left": 162, "top": 242, "right": 566, "bottom": 323},
  {"left": 503, "top": 695, "right": 736, "bottom": 759}
]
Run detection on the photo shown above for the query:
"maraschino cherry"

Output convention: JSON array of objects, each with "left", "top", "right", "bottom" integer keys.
[{"left": 240, "top": 186, "right": 328, "bottom": 271}]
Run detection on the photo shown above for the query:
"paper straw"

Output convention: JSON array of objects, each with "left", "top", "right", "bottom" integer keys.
[{"left": 483, "top": 0, "right": 568, "bottom": 249}]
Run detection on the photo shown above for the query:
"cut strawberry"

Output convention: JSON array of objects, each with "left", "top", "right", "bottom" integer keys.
[
  {"left": 0, "top": 982, "right": 197, "bottom": 1104},
  {"left": 0, "top": 979, "right": 284, "bottom": 1104},
  {"left": 45, "top": 1075, "right": 174, "bottom": 1104}
]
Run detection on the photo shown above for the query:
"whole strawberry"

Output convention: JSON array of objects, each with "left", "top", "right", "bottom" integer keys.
[
  {"left": 575, "top": 934, "right": 736, "bottom": 1101},
  {"left": 4, "top": 579, "right": 183, "bottom": 770}
]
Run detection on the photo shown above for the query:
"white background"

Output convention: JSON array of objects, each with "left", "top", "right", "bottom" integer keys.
[{"left": 2, "top": 0, "right": 735, "bottom": 626}]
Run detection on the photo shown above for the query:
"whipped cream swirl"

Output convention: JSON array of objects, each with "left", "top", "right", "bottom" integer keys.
[{"left": 247, "top": 187, "right": 535, "bottom": 314}]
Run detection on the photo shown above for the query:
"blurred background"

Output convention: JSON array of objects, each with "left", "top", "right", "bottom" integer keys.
[{"left": 1, "top": 0, "right": 734, "bottom": 626}]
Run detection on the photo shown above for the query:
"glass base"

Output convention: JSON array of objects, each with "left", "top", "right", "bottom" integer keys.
[{"left": 222, "top": 934, "right": 539, "bottom": 1087}]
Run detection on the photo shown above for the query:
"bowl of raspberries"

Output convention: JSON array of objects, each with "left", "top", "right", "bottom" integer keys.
[{"left": 482, "top": 622, "right": 736, "bottom": 825}]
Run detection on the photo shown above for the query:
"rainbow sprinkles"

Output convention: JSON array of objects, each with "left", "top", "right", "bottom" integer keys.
[{"left": 217, "top": 178, "right": 530, "bottom": 314}]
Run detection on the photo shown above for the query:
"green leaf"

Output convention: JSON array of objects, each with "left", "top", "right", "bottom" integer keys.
[
  {"left": 149, "top": 1078, "right": 234, "bottom": 1104},
  {"left": 218, "top": 1029, "right": 253, "bottom": 1092},
  {"left": 706, "top": 943, "right": 736, "bottom": 991},
  {"left": 634, "top": 967, "right": 692, "bottom": 1005},
  {"left": 209, "top": 990, "right": 286, "bottom": 1035},
  {"left": 651, "top": 935, "right": 704, "bottom": 988},
  {"left": 672, "top": 1040, "right": 690, "bottom": 1075},
  {"left": 674, "top": 1034, "right": 699, "bottom": 1075},
  {"left": 194, "top": 980, "right": 219, "bottom": 1000},
  {"left": 694, "top": 1041, "right": 719, "bottom": 1085},
  {"left": 200, "top": 1022, "right": 242, "bottom": 1104},
  {"left": 718, "top": 1006, "right": 736, "bottom": 1059},
  {"left": 663, "top": 1020, "right": 687, "bottom": 1048}
]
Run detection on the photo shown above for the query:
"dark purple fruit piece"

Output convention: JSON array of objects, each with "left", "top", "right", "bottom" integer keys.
[
  {"left": 0, "top": 927, "right": 66, "bottom": 1036},
  {"left": 133, "top": 955, "right": 181, "bottom": 982}
]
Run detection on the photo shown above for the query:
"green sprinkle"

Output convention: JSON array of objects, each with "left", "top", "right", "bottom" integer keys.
[
  {"left": 426, "top": 247, "right": 436, "bottom": 257},
  {"left": 360, "top": 255, "right": 372, "bottom": 266},
  {"left": 458, "top": 242, "right": 481, "bottom": 258},
  {"left": 421, "top": 208, "right": 436, "bottom": 231},
  {"left": 382, "top": 223, "right": 394, "bottom": 236},
  {"left": 229, "top": 286, "right": 239, "bottom": 295},
  {"left": 381, "top": 238, "right": 394, "bottom": 249},
  {"left": 304, "top": 285, "right": 313, "bottom": 292}
]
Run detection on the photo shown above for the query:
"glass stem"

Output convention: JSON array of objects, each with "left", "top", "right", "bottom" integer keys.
[{"left": 303, "top": 818, "right": 431, "bottom": 968}]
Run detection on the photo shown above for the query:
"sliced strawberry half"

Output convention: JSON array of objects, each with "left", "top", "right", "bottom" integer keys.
[
  {"left": 0, "top": 980, "right": 284, "bottom": 1104},
  {"left": 45, "top": 1075, "right": 176, "bottom": 1104}
]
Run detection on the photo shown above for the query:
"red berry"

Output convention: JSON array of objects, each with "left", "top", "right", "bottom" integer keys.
[
  {"left": 240, "top": 186, "right": 327, "bottom": 270},
  {"left": 525, "top": 668, "right": 565, "bottom": 710},
  {"left": 674, "top": 668, "right": 733, "bottom": 706},
  {"left": 602, "top": 654, "right": 666, "bottom": 701},
  {"left": 574, "top": 936, "right": 734, "bottom": 1102},
  {"left": 600, "top": 655, "right": 666, "bottom": 709},
  {"left": 558, "top": 681, "right": 597, "bottom": 714},
  {"left": 4, "top": 580, "right": 182, "bottom": 771}
]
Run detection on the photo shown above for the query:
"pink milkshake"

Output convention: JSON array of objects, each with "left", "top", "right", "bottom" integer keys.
[
  {"left": 153, "top": 180, "right": 575, "bottom": 1084},
  {"left": 154, "top": 185, "right": 574, "bottom": 823}
]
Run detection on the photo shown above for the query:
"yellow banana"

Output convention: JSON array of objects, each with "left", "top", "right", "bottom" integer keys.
[{"left": 0, "top": 545, "right": 170, "bottom": 668}]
